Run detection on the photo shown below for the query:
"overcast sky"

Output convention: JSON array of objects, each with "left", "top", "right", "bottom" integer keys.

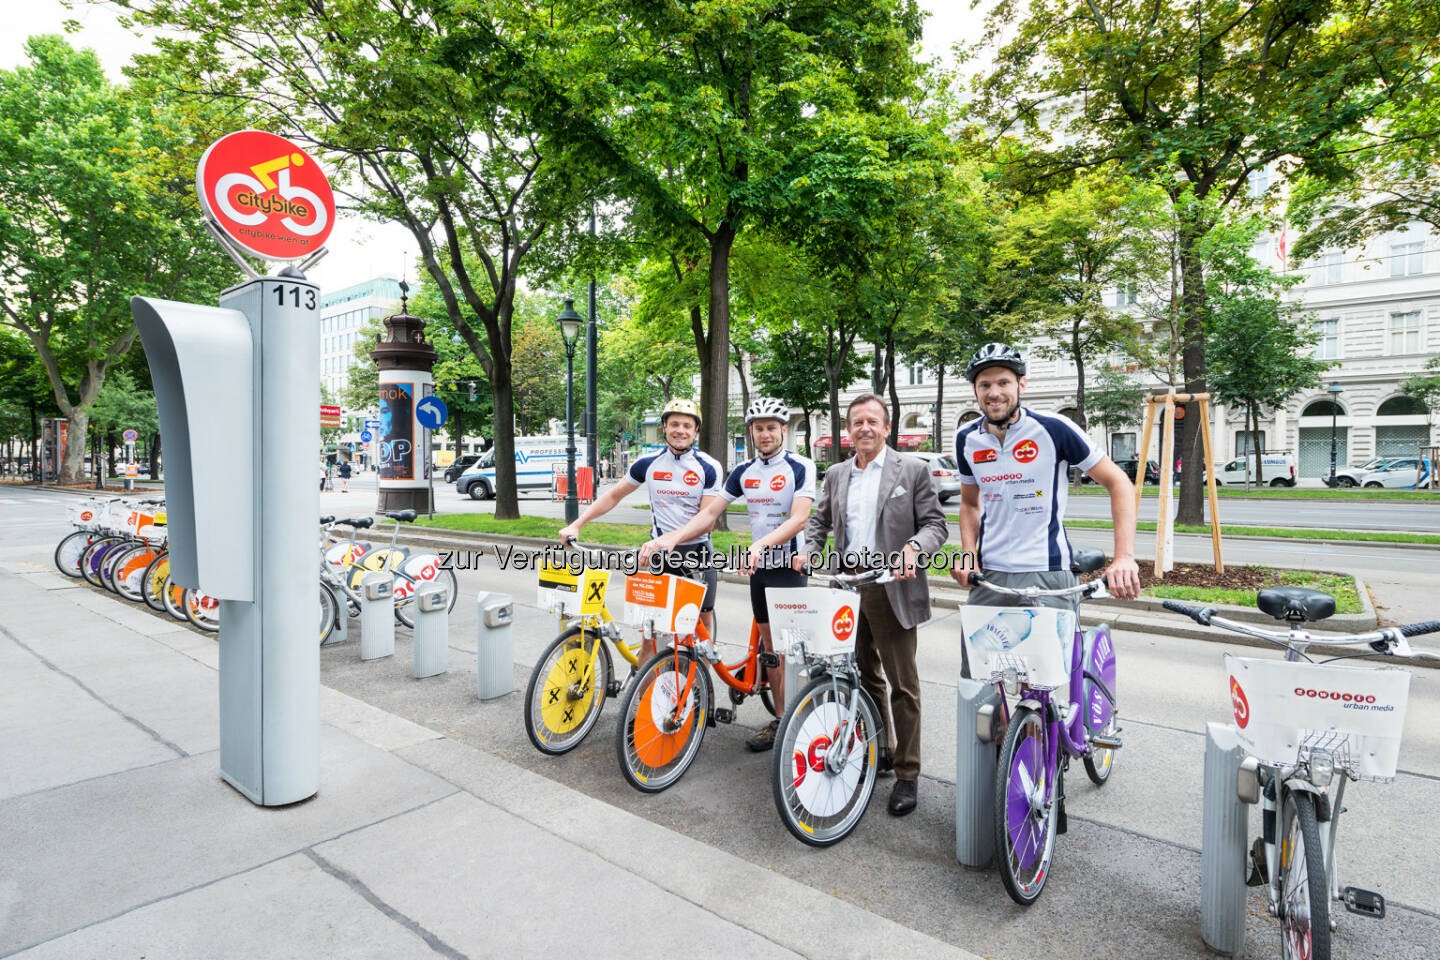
[{"left": 4, "top": 1, "right": 996, "bottom": 291}]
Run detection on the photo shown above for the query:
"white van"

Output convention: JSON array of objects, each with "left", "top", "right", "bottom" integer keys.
[
  {"left": 455, "top": 436, "right": 593, "bottom": 500},
  {"left": 1211, "top": 452, "right": 1297, "bottom": 487}
]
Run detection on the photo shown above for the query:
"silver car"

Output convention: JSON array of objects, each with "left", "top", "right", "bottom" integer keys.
[{"left": 914, "top": 451, "right": 965, "bottom": 503}]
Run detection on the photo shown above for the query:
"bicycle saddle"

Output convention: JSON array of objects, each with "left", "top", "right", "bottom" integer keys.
[
  {"left": 319, "top": 515, "right": 335, "bottom": 525},
  {"left": 1070, "top": 547, "right": 1107, "bottom": 575},
  {"left": 385, "top": 510, "right": 418, "bottom": 523},
  {"left": 336, "top": 517, "right": 374, "bottom": 529},
  {"left": 1257, "top": 586, "right": 1334, "bottom": 623}
]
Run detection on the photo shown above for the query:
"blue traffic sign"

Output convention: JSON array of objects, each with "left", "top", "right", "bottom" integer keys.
[
  {"left": 360, "top": 430, "right": 373, "bottom": 443},
  {"left": 416, "top": 395, "right": 449, "bottom": 430}
]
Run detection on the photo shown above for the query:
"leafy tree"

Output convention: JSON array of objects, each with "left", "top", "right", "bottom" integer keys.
[
  {"left": 1087, "top": 364, "right": 1149, "bottom": 456},
  {"left": 752, "top": 317, "right": 866, "bottom": 456},
  {"left": 0, "top": 37, "right": 237, "bottom": 482},
  {"left": 1400, "top": 356, "right": 1440, "bottom": 440},
  {"left": 975, "top": 0, "right": 1440, "bottom": 522}
]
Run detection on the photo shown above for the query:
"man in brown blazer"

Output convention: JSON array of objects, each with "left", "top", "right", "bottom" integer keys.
[{"left": 798, "top": 393, "right": 950, "bottom": 815}]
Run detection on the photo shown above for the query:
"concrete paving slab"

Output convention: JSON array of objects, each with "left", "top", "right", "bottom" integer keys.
[
  {"left": 319, "top": 687, "right": 442, "bottom": 753},
  {"left": 11, "top": 854, "right": 434, "bottom": 960},
  {"left": 0, "top": 727, "right": 457, "bottom": 956},
  {"left": 0, "top": 632, "right": 178, "bottom": 802}
]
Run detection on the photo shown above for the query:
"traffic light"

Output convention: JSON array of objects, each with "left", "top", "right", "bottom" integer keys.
[{"left": 468, "top": 381, "right": 477, "bottom": 401}]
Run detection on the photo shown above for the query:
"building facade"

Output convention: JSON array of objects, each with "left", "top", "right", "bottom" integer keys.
[{"left": 320, "top": 276, "right": 403, "bottom": 400}]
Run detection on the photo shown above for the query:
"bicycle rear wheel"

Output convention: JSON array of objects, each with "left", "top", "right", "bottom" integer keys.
[
  {"left": 1280, "top": 790, "right": 1331, "bottom": 960},
  {"left": 615, "top": 647, "right": 709, "bottom": 793},
  {"left": 995, "top": 704, "right": 1058, "bottom": 905},
  {"left": 80, "top": 538, "right": 121, "bottom": 588},
  {"left": 99, "top": 541, "right": 133, "bottom": 593},
  {"left": 319, "top": 586, "right": 340, "bottom": 645},
  {"left": 54, "top": 531, "right": 92, "bottom": 578},
  {"left": 524, "top": 624, "right": 613, "bottom": 755},
  {"left": 142, "top": 554, "right": 170, "bottom": 611},
  {"left": 113, "top": 546, "right": 156, "bottom": 602},
  {"left": 771, "top": 674, "right": 881, "bottom": 847},
  {"left": 161, "top": 576, "right": 188, "bottom": 621},
  {"left": 183, "top": 588, "right": 220, "bottom": 632}
]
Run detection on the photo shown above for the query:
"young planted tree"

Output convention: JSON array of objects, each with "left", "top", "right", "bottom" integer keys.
[{"left": 0, "top": 38, "right": 236, "bottom": 482}]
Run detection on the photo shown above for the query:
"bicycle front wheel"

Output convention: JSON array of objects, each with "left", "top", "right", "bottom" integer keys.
[
  {"left": 54, "top": 531, "right": 91, "bottom": 578},
  {"left": 995, "top": 704, "right": 1058, "bottom": 905},
  {"left": 1280, "top": 790, "right": 1331, "bottom": 960},
  {"left": 183, "top": 588, "right": 220, "bottom": 632},
  {"left": 142, "top": 554, "right": 170, "bottom": 611},
  {"left": 524, "top": 624, "right": 613, "bottom": 755},
  {"left": 319, "top": 586, "right": 340, "bottom": 646},
  {"left": 772, "top": 674, "right": 881, "bottom": 847},
  {"left": 615, "top": 647, "right": 710, "bottom": 793}
]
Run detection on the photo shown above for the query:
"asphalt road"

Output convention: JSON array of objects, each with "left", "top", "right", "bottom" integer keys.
[{"left": 10, "top": 484, "right": 1440, "bottom": 960}]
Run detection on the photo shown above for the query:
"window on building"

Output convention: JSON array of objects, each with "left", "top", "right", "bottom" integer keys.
[
  {"left": 907, "top": 364, "right": 925, "bottom": 385},
  {"left": 1311, "top": 252, "right": 1342, "bottom": 286},
  {"left": 1313, "top": 317, "right": 1339, "bottom": 360},
  {"left": 1389, "top": 311, "right": 1422, "bottom": 354},
  {"left": 1235, "top": 430, "right": 1265, "bottom": 456},
  {"left": 1110, "top": 432, "right": 1136, "bottom": 461},
  {"left": 1246, "top": 166, "right": 1270, "bottom": 199},
  {"left": 1390, "top": 241, "right": 1424, "bottom": 277},
  {"left": 1115, "top": 281, "right": 1138, "bottom": 306}
]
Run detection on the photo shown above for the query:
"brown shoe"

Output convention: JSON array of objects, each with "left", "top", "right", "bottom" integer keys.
[
  {"left": 746, "top": 719, "right": 779, "bottom": 752},
  {"left": 888, "top": 778, "right": 917, "bottom": 816}
]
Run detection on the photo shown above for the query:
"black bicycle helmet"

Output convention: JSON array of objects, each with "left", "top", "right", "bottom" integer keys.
[{"left": 965, "top": 342, "right": 1027, "bottom": 382}]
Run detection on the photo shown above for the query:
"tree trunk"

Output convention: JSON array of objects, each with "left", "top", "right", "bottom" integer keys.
[
  {"left": 28, "top": 398, "right": 38, "bottom": 482},
  {"left": 1176, "top": 225, "right": 1209, "bottom": 526},
  {"left": 705, "top": 227, "right": 735, "bottom": 529},
  {"left": 934, "top": 369, "right": 945, "bottom": 452},
  {"left": 885, "top": 328, "right": 900, "bottom": 449},
  {"left": 59, "top": 410, "right": 88, "bottom": 485},
  {"left": 149, "top": 431, "right": 161, "bottom": 480},
  {"left": 1252, "top": 402, "right": 1264, "bottom": 485},
  {"left": 732, "top": 346, "right": 751, "bottom": 460},
  {"left": 1243, "top": 403, "right": 1253, "bottom": 493},
  {"left": 491, "top": 372, "right": 520, "bottom": 520},
  {"left": 802, "top": 407, "right": 813, "bottom": 456}
]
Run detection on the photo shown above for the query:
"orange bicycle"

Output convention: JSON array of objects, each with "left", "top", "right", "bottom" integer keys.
[{"left": 614, "top": 567, "right": 778, "bottom": 793}]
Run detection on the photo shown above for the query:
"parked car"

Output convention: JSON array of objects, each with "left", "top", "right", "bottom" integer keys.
[
  {"left": 1329, "top": 457, "right": 1394, "bottom": 488},
  {"left": 1066, "top": 458, "right": 1158, "bottom": 485},
  {"left": 914, "top": 451, "right": 964, "bottom": 502},
  {"left": 1208, "top": 453, "right": 1297, "bottom": 487},
  {"left": 443, "top": 454, "right": 480, "bottom": 484},
  {"left": 1347, "top": 456, "right": 1430, "bottom": 489}
]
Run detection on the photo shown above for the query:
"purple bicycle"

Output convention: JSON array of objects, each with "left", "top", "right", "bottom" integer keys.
[{"left": 961, "top": 547, "right": 1120, "bottom": 905}]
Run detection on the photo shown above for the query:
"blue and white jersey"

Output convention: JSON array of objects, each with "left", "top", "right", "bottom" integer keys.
[
  {"left": 628, "top": 446, "right": 723, "bottom": 545},
  {"left": 721, "top": 451, "right": 818, "bottom": 567},
  {"left": 956, "top": 408, "right": 1103, "bottom": 572}
]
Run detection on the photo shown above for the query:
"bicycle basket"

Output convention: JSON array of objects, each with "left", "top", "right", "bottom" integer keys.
[
  {"left": 621, "top": 572, "right": 704, "bottom": 636},
  {"left": 1224, "top": 654, "right": 1411, "bottom": 781},
  {"left": 960, "top": 605, "right": 1076, "bottom": 692},
  {"left": 537, "top": 558, "right": 611, "bottom": 617},
  {"left": 765, "top": 585, "right": 858, "bottom": 659}
]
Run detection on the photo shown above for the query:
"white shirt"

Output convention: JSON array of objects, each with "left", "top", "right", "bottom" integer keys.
[
  {"left": 626, "top": 446, "right": 724, "bottom": 545},
  {"left": 721, "top": 450, "right": 818, "bottom": 567},
  {"left": 844, "top": 445, "right": 887, "bottom": 556}
]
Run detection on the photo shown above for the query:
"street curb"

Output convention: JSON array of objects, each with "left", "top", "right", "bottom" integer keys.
[{"left": 381, "top": 527, "right": 1399, "bottom": 657}]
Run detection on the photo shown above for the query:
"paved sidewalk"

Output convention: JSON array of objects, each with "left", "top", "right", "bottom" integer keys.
[{"left": 0, "top": 561, "right": 977, "bottom": 960}]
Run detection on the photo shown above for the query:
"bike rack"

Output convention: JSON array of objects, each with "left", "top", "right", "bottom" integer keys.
[
  {"left": 412, "top": 582, "right": 451, "bottom": 679},
  {"left": 476, "top": 590, "right": 514, "bottom": 701},
  {"left": 955, "top": 679, "right": 1002, "bottom": 868},
  {"left": 1202, "top": 721, "right": 1251, "bottom": 956},
  {"left": 360, "top": 571, "right": 395, "bottom": 661}
]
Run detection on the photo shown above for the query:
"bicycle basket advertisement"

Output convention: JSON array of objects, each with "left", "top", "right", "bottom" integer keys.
[
  {"left": 1224, "top": 654, "right": 1412, "bottom": 781},
  {"left": 622, "top": 572, "right": 705, "bottom": 635},
  {"left": 961, "top": 605, "right": 1076, "bottom": 692},
  {"left": 765, "top": 586, "right": 859, "bottom": 659},
  {"left": 536, "top": 560, "right": 611, "bottom": 617}
]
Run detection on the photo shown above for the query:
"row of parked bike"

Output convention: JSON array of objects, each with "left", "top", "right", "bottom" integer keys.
[
  {"left": 52, "top": 497, "right": 461, "bottom": 642},
  {"left": 524, "top": 537, "right": 1440, "bottom": 960}
]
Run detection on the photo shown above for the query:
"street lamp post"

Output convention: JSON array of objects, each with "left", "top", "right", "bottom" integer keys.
[
  {"left": 557, "top": 298, "right": 583, "bottom": 523},
  {"left": 1327, "top": 381, "right": 1344, "bottom": 487}
]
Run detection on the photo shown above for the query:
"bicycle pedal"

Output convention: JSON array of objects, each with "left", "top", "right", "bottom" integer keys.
[
  {"left": 712, "top": 708, "right": 734, "bottom": 725},
  {"left": 1342, "top": 887, "right": 1385, "bottom": 919},
  {"left": 1246, "top": 837, "right": 1269, "bottom": 887},
  {"left": 1089, "top": 729, "right": 1124, "bottom": 750},
  {"left": 605, "top": 680, "right": 622, "bottom": 697},
  {"left": 758, "top": 652, "right": 780, "bottom": 669}
]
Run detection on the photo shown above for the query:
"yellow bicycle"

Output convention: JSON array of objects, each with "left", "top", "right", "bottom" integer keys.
[{"left": 524, "top": 541, "right": 642, "bottom": 755}]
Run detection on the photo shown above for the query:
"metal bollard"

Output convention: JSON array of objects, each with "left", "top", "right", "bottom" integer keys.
[
  {"left": 412, "top": 582, "right": 450, "bottom": 679},
  {"left": 475, "top": 590, "right": 514, "bottom": 700},
  {"left": 1201, "top": 722, "right": 1251, "bottom": 956},
  {"left": 955, "top": 679, "right": 1001, "bottom": 868},
  {"left": 360, "top": 571, "right": 394, "bottom": 661},
  {"left": 322, "top": 583, "right": 347, "bottom": 646}
]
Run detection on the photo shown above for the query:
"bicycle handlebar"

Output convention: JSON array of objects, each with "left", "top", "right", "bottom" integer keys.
[
  {"left": 970, "top": 572, "right": 1110, "bottom": 601},
  {"left": 1400, "top": 620, "right": 1440, "bottom": 638},
  {"left": 1161, "top": 599, "right": 1439, "bottom": 660}
]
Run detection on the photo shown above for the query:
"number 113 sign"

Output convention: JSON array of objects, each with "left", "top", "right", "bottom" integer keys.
[{"left": 197, "top": 130, "right": 336, "bottom": 261}]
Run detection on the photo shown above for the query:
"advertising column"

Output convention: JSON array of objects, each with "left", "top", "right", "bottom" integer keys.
[{"left": 372, "top": 288, "right": 437, "bottom": 512}]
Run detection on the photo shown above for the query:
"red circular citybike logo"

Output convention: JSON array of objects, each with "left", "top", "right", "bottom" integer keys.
[
  {"left": 196, "top": 130, "right": 335, "bottom": 260},
  {"left": 770, "top": 474, "right": 787, "bottom": 491},
  {"left": 831, "top": 605, "right": 856, "bottom": 643},
  {"left": 1229, "top": 675, "right": 1250, "bottom": 729},
  {"left": 683, "top": 470, "right": 700, "bottom": 487},
  {"left": 1013, "top": 439, "right": 1039, "bottom": 463}
]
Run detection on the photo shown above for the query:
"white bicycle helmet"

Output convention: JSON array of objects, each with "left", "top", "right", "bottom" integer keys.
[
  {"left": 965, "top": 342, "right": 1027, "bottom": 381},
  {"left": 745, "top": 397, "right": 790, "bottom": 426}
]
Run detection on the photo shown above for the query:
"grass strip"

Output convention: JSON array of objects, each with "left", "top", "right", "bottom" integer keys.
[
  {"left": 1072, "top": 485, "right": 1439, "bottom": 501},
  {"left": 1063, "top": 518, "right": 1438, "bottom": 544}
]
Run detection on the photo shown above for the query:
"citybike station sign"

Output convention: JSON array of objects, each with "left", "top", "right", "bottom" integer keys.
[{"left": 132, "top": 130, "right": 332, "bottom": 807}]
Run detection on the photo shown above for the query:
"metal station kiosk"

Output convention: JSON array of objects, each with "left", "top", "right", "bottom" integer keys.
[{"left": 132, "top": 130, "right": 335, "bottom": 806}]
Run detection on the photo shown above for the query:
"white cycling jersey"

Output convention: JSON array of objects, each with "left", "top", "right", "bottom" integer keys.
[
  {"left": 721, "top": 450, "right": 817, "bottom": 567},
  {"left": 628, "top": 446, "right": 723, "bottom": 545},
  {"left": 956, "top": 407, "right": 1102, "bottom": 572}
]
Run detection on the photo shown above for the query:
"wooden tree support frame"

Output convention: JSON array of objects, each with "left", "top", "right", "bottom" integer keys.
[
  {"left": 1422, "top": 446, "right": 1439, "bottom": 491},
  {"left": 1134, "top": 393, "right": 1224, "bottom": 579}
]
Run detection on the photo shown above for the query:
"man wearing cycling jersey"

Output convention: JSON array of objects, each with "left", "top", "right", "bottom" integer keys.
[
  {"left": 558, "top": 397, "right": 722, "bottom": 661},
  {"left": 951, "top": 344, "right": 1141, "bottom": 626},
  {"left": 639, "top": 397, "right": 815, "bottom": 751}
]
